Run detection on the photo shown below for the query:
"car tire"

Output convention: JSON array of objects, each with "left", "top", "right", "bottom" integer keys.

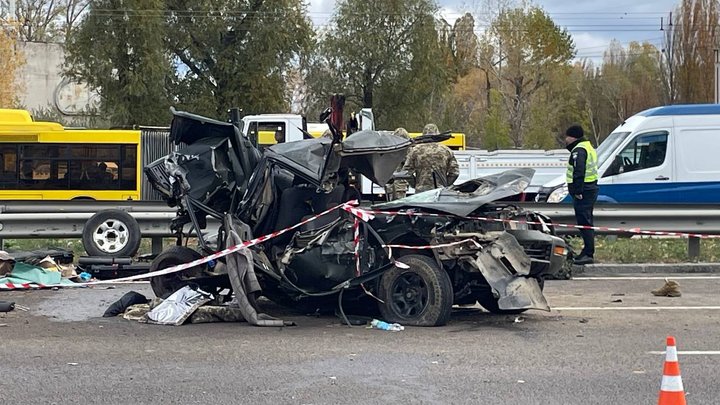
[
  {"left": 477, "top": 277, "right": 545, "bottom": 315},
  {"left": 378, "top": 254, "right": 453, "bottom": 327},
  {"left": 150, "top": 246, "right": 203, "bottom": 298},
  {"left": 82, "top": 209, "right": 141, "bottom": 257}
]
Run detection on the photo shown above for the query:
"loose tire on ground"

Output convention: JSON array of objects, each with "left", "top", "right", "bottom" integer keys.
[
  {"left": 149, "top": 246, "right": 203, "bottom": 299},
  {"left": 82, "top": 209, "right": 141, "bottom": 257},
  {"left": 477, "top": 277, "right": 545, "bottom": 315},
  {"left": 377, "top": 254, "right": 453, "bottom": 327}
]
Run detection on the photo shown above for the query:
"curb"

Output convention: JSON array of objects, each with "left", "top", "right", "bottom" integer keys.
[{"left": 574, "top": 263, "right": 720, "bottom": 274}]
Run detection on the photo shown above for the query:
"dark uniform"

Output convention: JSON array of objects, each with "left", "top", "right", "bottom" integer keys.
[{"left": 565, "top": 125, "right": 598, "bottom": 265}]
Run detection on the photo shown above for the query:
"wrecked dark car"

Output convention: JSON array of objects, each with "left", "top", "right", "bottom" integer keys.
[{"left": 144, "top": 108, "right": 568, "bottom": 326}]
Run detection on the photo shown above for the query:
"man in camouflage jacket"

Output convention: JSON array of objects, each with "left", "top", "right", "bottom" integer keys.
[{"left": 402, "top": 124, "right": 459, "bottom": 193}]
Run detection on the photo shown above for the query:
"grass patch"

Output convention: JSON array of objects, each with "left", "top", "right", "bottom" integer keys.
[
  {"left": 566, "top": 236, "right": 720, "bottom": 263},
  {"left": 1, "top": 238, "right": 176, "bottom": 258}
]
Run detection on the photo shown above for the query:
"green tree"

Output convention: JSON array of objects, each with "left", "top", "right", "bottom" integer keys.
[
  {"left": 482, "top": 88, "right": 511, "bottom": 149},
  {"left": 483, "top": 7, "right": 575, "bottom": 147},
  {"left": 165, "top": 0, "right": 313, "bottom": 118},
  {"left": 306, "top": 0, "right": 450, "bottom": 128},
  {"left": 64, "top": 0, "right": 173, "bottom": 126}
]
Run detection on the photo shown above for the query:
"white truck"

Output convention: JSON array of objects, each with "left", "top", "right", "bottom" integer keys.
[
  {"left": 359, "top": 149, "right": 568, "bottom": 200},
  {"left": 239, "top": 112, "right": 568, "bottom": 200}
]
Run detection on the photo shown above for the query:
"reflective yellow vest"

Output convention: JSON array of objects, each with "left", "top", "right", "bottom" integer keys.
[{"left": 566, "top": 140, "right": 598, "bottom": 184}]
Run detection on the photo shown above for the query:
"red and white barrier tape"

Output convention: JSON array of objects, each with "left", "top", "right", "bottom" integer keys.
[
  {"left": 0, "top": 282, "right": 44, "bottom": 290},
  {"left": 5, "top": 200, "right": 715, "bottom": 291},
  {"left": 349, "top": 206, "right": 720, "bottom": 240},
  {"left": 0, "top": 201, "right": 360, "bottom": 290}
]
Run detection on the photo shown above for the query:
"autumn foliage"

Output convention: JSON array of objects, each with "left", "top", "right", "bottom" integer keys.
[{"left": 0, "top": 28, "right": 24, "bottom": 108}]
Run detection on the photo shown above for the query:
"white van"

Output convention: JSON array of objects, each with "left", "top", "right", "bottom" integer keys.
[{"left": 538, "top": 104, "right": 720, "bottom": 203}]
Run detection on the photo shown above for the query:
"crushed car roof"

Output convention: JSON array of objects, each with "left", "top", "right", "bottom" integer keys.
[{"left": 374, "top": 168, "right": 535, "bottom": 217}]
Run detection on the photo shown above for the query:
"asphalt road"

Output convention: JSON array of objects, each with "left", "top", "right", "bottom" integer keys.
[{"left": 1, "top": 274, "right": 719, "bottom": 404}]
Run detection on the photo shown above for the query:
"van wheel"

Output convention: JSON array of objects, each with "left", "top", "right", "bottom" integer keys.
[
  {"left": 149, "top": 246, "right": 204, "bottom": 298},
  {"left": 82, "top": 209, "right": 141, "bottom": 257},
  {"left": 378, "top": 255, "right": 453, "bottom": 326}
]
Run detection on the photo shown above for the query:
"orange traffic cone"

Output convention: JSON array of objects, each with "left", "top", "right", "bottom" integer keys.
[{"left": 658, "top": 336, "right": 687, "bottom": 405}]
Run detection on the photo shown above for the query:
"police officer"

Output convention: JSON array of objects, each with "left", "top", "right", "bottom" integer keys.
[{"left": 564, "top": 124, "right": 598, "bottom": 265}]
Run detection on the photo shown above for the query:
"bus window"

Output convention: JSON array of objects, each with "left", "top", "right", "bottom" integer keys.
[
  {"left": 121, "top": 145, "right": 137, "bottom": 190},
  {"left": 0, "top": 146, "right": 17, "bottom": 183}
]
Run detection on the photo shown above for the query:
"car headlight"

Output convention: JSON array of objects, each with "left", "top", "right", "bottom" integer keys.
[{"left": 547, "top": 184, "right": 568, "bottom": 203}]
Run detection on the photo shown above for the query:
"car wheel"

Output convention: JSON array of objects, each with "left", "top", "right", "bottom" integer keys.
[
  {"left": 378, "top": 254, "right": 453, "bottom": 327},
  {"left": 150, "top": 246, "right": 203, "bottom": 298},
  {"left": 477, "top": 277, "right": 545, "bottom": 314},
  {"left": 82, "top": 209, "right": 141, "bottom": 257}
]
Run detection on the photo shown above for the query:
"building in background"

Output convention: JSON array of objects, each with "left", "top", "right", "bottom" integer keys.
[{"left": 17, "top": 42, "right": 99, "bottom": 125}]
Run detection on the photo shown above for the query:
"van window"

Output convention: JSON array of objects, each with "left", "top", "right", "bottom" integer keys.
[{"left": 605, "top": 131, "right": 668, "bottom": 176}]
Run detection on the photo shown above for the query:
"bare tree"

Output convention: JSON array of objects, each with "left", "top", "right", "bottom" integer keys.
[{"left": 7, "top": 0, "right": 87, "bottom": 42}]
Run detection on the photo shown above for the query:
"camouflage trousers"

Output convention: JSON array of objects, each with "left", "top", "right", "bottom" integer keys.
[{"left": 384, "top": 180, "right": 409, "bottom": 201}]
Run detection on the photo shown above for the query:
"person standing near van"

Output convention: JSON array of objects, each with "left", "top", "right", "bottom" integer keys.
[{"left": 564, "top": 125, "right": 598, "bottom": 265}]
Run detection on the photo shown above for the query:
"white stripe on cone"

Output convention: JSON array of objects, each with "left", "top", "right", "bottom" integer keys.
[
  {"left": 666, "top": 345, "right": 678, "bottom": 362},
  {"left": 660, "top": 375, "right": 684, "bottom": 392}
]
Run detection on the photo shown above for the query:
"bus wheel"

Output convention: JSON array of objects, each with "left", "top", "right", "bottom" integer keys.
[{"left": 82, "top": 209, "right": 142, "bottom": 257}]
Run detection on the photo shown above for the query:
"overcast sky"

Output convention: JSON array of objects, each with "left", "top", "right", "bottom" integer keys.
[{"left": 306, "top": 0, "right": 680, "bottom": 61}]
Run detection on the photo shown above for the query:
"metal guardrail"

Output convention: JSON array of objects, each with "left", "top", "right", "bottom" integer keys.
[
  {"left": 0, "top": 201, "right": 175, "bottom": 238},
  {"left": 517, "top": 203, "right": 720, "bottom": 236},
  {"left": 1, "top": 201, "right": 720, "bottom": 238},
  {"left": 0, "top": 201, "right": 718, "bottom": 258}
]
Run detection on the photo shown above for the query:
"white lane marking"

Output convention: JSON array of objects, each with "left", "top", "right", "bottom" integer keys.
[
  {"left": 553, "top": 306, "right": 720, "bottom": 310},
  {"left": 572, "top": 276, "right": 720, "bottom": 280},
  {"left": 649, "top": 351, "right": 720, "bottom": 355}
]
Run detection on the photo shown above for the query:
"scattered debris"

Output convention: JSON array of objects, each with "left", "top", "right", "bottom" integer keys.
[
  {"left": 431, "top": 361, "right": 439, "bottom": 365},
  {"left": 651, "top": 301, "right": 658, "bottom": 305},
  {"left": 652, "top": 279, "right": 681, "bottom": 297},
  {"left": 611, "top": 299, "right": 623, "bottom": 303},
  {"left": 611, "top": 293, "right": 625, "bottom": 296},
  {"left": 633, "top": 370, "right": 646, "bottom": 374},
  {"left": 517, "top": 380, "right": 526, "bottom": 384},
  {"left": 579, "top": 318, "right": 589, "bottom": 324},
  {"left": 0, "top": 323, "right": 7, "bottom": 327},
  {"left": 513, "top": 316, "right": 525, "bottom": 323},
  {"left": 576, "top": 334, "right": 584, "bottom": 338},
  {"left": 67, "top": 363, "right": 78, "bottom": 366},
  {"left": 0, "top": 301, "right": 14, "bottom": 312},
  {"left": 147, "top": 286, "right": 212, "bottom": 326},
  {"left": 370, "top": 319, "right": 404, "bottom": 331}
]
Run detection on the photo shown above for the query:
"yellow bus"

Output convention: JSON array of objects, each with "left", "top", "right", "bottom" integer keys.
[{"left": 0, "top": 109, "right": 153, "bottom": 200}]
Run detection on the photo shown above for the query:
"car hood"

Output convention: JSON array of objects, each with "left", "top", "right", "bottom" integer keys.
[
  {"left": 267, "top": 130, "right": 411, "bottom": 186},
  {"left": 374, "top": 168, "right": 535, "bottom": 217}
]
